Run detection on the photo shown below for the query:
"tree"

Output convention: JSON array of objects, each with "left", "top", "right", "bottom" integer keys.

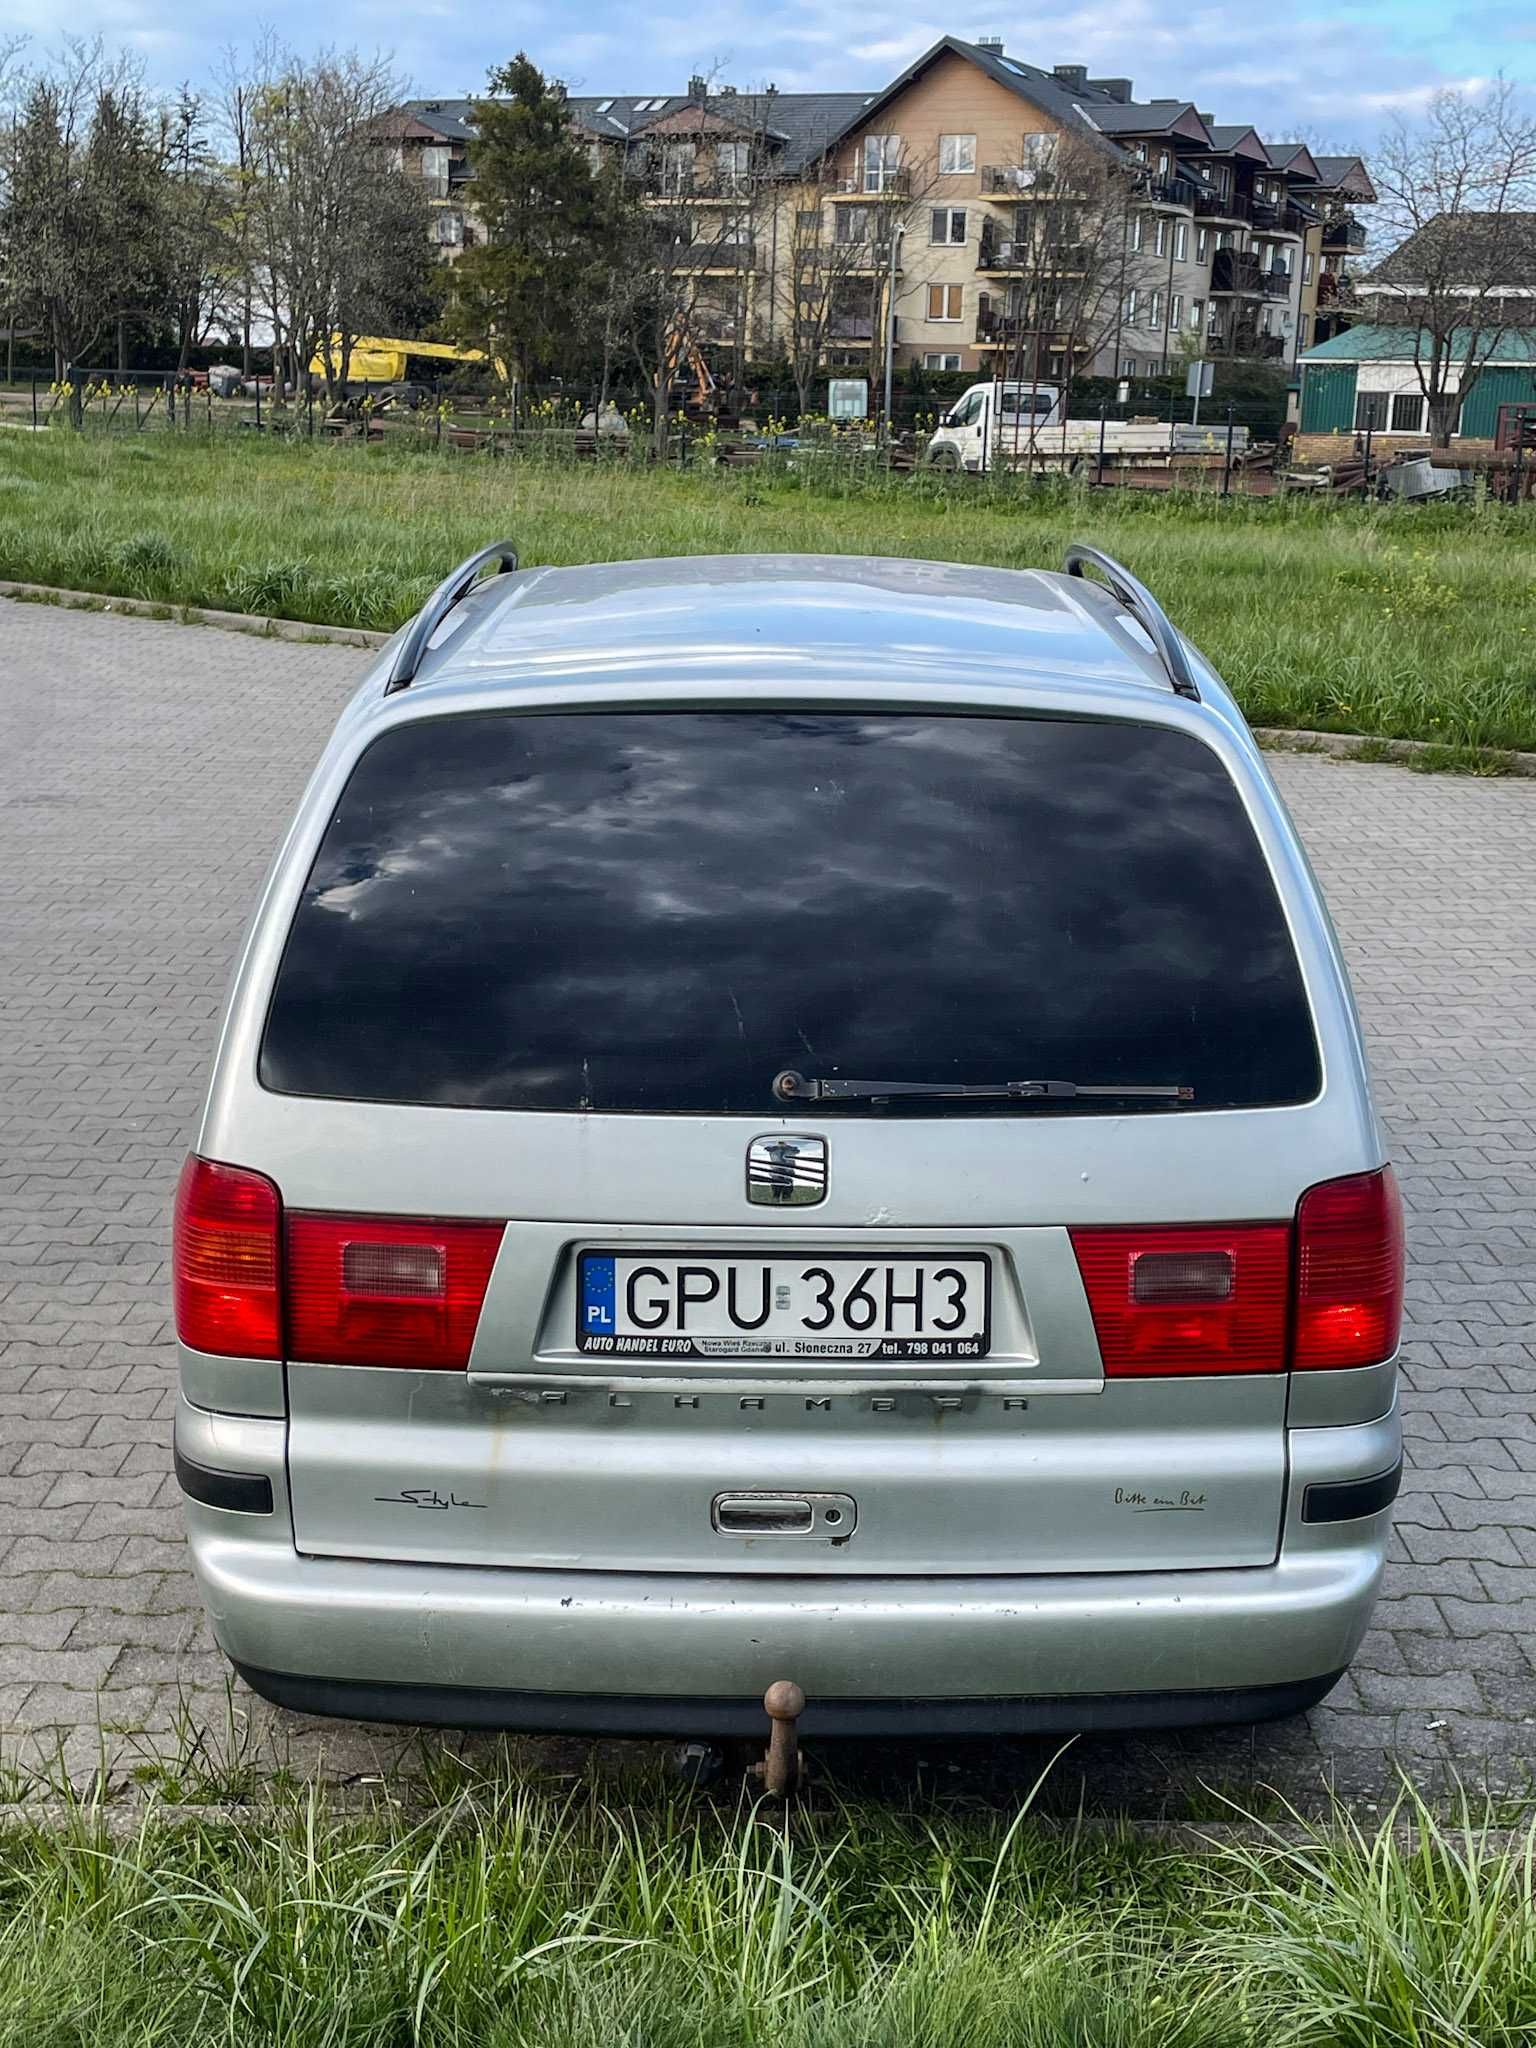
[
  {"left": 0, "top": 39, "right": 167, "bottom": 381},
  {"left": 158, "top": 89, "right": 237, "bottom": 370},
  {"left": 618, "top": 86, "right": 784, "bottom": 446},
  {"left": 1365, "top": 80, "right": 1536, "bottom": 446},
  {"left": 983, "top": 123, "right": 1155, "bottom": 451},
  {"left": 780, "top": 171, "right": 896, "bottom": 417},
  {"left": 445, "top": 53, "right": 608, "bottom": 387},
  {"left": 239, "top": 46, "right": 432, "bottom": 400}
]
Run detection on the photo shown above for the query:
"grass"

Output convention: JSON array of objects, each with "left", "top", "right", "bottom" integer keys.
[
  {"left": 1, "top": 1771, "right": 1533, "bottom": 2048},
  {"left": 4, "top": 427, "right": 1536, "bottom": 753}
]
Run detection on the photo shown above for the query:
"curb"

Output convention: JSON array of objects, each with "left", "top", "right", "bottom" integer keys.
[
  {"left": 3, "top": 579, "right": 1534, "bottom": 777},
  {"left": 1254, "top": 725, "right": 1536, "bottom": 778},
  {"left": 0, "top": 579, "right": 389, "bottom": 651}
]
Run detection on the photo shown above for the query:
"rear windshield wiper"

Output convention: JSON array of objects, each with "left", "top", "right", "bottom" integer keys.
[{"left": 772, "top": 1070, "right": 1193, "bottom": 1106}]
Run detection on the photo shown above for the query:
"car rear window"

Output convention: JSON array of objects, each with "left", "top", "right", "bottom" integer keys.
[{"left": 259, "top": 710, "right": 1320, "bottom": 1114}]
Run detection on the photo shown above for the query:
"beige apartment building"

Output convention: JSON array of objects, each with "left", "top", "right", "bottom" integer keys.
[{"left": 395, "top": 35, "right": 1376, "bottom": 392}]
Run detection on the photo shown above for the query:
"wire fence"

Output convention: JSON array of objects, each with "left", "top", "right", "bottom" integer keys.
[{"left": 8, "top": 368, "right": 1534, "bottom": 503}]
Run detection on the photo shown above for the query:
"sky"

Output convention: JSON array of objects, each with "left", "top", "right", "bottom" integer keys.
[{"left": 5, "top": 1, "right": 1535, "bottom": 145}]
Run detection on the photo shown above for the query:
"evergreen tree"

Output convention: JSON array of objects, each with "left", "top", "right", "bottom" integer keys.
[{"left": 446, "top": 54, "right": 609, "bottom": 385}]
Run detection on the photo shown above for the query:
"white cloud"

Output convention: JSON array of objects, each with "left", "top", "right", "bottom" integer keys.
[{"left": 7, "top": 0, "right": 1531, "bottom": 149}]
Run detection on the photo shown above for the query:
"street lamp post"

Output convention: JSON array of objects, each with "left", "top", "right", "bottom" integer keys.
[{"left": 882, "top": 221, "right": 906, "bottom": 439}]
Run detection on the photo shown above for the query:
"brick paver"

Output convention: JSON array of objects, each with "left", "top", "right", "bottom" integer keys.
[{"left": 1, "top": 596, "right": 1533, "bottom": 1810}]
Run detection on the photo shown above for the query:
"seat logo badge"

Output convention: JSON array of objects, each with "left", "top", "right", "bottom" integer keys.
[{"left": 747, "top": 1134, "right": 828, "bottom": 1207}]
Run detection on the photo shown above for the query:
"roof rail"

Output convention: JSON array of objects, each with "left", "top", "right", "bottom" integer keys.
[
  {"left": 384, "top": 541, "right": 520, "bottom": 694},
  {"left": 1063, "top": 543, "right": 1200, "bottom": 701}
]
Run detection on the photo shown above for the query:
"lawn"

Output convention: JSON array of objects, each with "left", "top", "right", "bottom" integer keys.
[
  {"left": 3, "top": 1776, "right": 1533, "bottom": 2048},
  {"left": 4, "top": 427, "right": 1536, "bottom": 751}
]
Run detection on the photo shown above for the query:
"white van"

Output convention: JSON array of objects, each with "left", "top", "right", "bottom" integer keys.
[{"left": 927, "top": 381, "right": 1063, "bottom": 472}]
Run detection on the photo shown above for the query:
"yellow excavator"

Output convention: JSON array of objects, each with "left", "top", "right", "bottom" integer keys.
[
  {"left": 308, "top": 335, "right": 511, "bottom": 404},
  {"left": 664, "top": 323, "right": 716, "bottom": 415}
]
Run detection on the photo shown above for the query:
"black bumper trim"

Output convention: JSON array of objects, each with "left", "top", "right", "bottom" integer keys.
[
  {"left": 232, "top": 1664, "right": 1344, "bottom": 1738},
  {"left": 175, "top": 1448, "right": 274, "bottom": 1516},
  {"left": 1302, "top": 1457, "right": 1402, "bottom": 1525}
]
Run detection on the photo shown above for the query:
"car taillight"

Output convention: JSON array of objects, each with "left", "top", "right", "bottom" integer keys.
[
  {"left": 1293, "top": 1166, "right": 1404, "bottom": 1371},
  {"left": 173, "top": 1156, "right": 282, "bottom": 1358},
  {"left": 285, "top": 1213, "right": 504, "bottom": 1370},
  {"left": 1069, "top": 1224, "right": 1291, "bottom": 1377}
]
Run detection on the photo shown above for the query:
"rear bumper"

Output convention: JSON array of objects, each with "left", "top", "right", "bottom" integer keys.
[
  {"left": 178, "top": 1394, "right": 1397, "bottom": 1735},
  {"left": 231, "top": 1664, "right": 1344, "bottom": 1738}
]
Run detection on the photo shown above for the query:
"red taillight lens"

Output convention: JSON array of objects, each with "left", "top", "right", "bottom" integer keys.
[
  {"left": 1293, "top": 1166, "right": 1404, "bottom": 1371},
  {"left": 286, "top": 1213, "right": 504, "bottom": 1370},
  {"left": 1070, "top": 1223, "right": 1291, "bottom": 1377},
  {"left": 173, "top": 1155, "right": 282, "bottom": 1358}
]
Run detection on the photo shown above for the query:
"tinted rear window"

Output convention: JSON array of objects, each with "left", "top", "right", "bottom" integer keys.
[{"left": 260, "top": 711, "right": 1320, "bottom": 1113}]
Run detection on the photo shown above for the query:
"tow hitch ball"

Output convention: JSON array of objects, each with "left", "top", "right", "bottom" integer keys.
[{"left": 751, "top": 1680, "right": 806, "bottom": 1798}]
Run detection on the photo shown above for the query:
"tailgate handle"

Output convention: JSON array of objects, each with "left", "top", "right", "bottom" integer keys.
[{"left": 711, "top": 1492, "right": 857, "bottom": 1539}]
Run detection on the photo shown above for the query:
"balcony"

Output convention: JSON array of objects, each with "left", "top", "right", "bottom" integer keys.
[
  {"left": 1279, "top": 203, "right": 1313, "bottom": 237},
  {"left": 669, "top": 237, "right": 762, "bottom": 271},
  {"left": 975, "top": 308, "right": 1072, "bottom": 347},
  {"left": 1143, "top": 177, "right": 1200, "bottom": 210},
  {"left": 1210, "top": 325, "right": 1285, "bottom": 360},
  {"left": 976, "top": 228, "right": 1090, "bottom": 273},
  {"left": 836, "top": 167, "right": 911, "bottom": 198},
  {"left": 1249, "top": 198, "right": 1279, "bottom": 229},
  {"left": 1322, "top": 214, "right": 1369, "bottom": 253},
  {"left": 643, "top": 168, "right": 755, "bottom": 201},
  {"left": 1193, "top": 188, "right": 1251, "bottom": 224},
  {"left": 826, "top": 313, "right": 875, "bottom": 342},
  {"left": 1261, "top": 268, "right": 1294, "bottom": 298},
  {"left": 981, "top": 164, "right": 1082, "bottom": 198},
  {"left": 1210, "top": 248, "right": 1263, "bottom": 295},
  {"left": 827, "top": 236, "right": 897, "bottom": 271}
]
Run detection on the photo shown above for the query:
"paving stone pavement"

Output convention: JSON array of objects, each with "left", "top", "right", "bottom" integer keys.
[{"left": 1, "top": 596, "right": 1533, "bottom": 1813}]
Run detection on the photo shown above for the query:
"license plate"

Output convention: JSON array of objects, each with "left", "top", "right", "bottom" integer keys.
[{"left": 577, "top": 1252, "right": 991, "bottom": 1360}]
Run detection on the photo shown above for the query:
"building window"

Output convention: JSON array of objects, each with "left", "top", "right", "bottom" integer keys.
[
  {"left": 1129, "top": 213, "right": 1145, "bottom": 251},
  {"left": 930, "top": 207, "right": 967, "bottom": 245},
  {"left": 1391, "top": 392, "right": 1426, "bottom": 433},
  {"left": 1154, "top": 216, "right": 1168, "bottom": 256},
  {"left": 1148, "top": 288, "right": 1163, "bottom": 330},
  {"left": 835, "top": 205, "right": 873, "bottom": 243},
  {"left": 1354, "top": 391, "right": 1389, "bottom": 433},
  {"left": 1196, "top": 228, "right": 1210, "bottom": 264},
  {"left": 432, "top": 210, "right": 463, "bottom": 247},
  {"left": 1156, "top": 149, "right": 1171, "bottom": 177},
  {"left": 924, "top": 351, "right": 963, "bottom": 370},
  {"left": 1122, "top": 357, "right": 1137, "bottom": 376},
  {"left": 1170, "top": 293, "right": 1184, "bottom": 327},
  {"left": 863, "top": 134, "right": 901, "bottom": 191},
  {"left": 1125, "top": 288, "right": 1140, "bottom": 326},
  {"left": 1189, "top": 296, "right": 1204, "bottom": 329},
  {"left": 1303, "top": 250, "right": 1315, "bottom": 283},
  {"left": 1174, "top": 220, "right": 1188, "bottom": 262},
  {"left": 796, "top": 207, "right": 822, "bottom": 236},
  {"left": 938, "top": 133, "right": 976, "bottom": 174},
  {"left": 717, "top": 140, "right": 750, "bottom": 190},
  {"left": 660, "top": 141, "right": 695, "bottom": 194},
  {"left": 926, "top": 283, "right": 963, "bottom": 321}
]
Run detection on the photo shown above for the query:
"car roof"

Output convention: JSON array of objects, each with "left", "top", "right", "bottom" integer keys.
[{"left": 396, "top": 553, "right": 1213, "bottom": 706}]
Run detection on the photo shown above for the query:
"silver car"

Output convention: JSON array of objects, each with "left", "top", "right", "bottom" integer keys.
[{"left": 173, "top": 545, "right": 1404, "bottom": 1738}]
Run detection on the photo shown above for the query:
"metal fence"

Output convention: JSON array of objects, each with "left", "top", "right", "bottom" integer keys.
[{"left": 11, "top": 367, "right": 1533, "bottom": 503}]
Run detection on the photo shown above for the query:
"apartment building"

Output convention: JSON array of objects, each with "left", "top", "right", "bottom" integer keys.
[{"left": 394, "top": 35, "right": 1376, "bottom": 387}]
